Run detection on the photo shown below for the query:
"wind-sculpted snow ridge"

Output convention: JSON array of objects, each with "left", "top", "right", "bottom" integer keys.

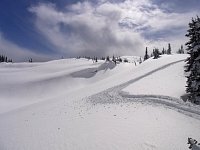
[
  {"left": 87, "top": 59, "right": 200, "bottom": 119},
  {"left": 71, "top": 61, "right": 116, "bottom": 78}
]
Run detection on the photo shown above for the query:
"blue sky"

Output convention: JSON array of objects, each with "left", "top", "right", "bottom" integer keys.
[{"left": 0, "top": 0, "right": 199, "bottom": 61}]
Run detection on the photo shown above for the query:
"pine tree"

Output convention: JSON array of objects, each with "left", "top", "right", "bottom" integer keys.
[
  {"left": 106, "top": 56, "right": 110, "bottom": 61},
  {"left": 180, "top": 45, "right": 184, "bottom": 54},
  {"left": 139, "top": 57, "right": 142, "bottom": 64},
  {"left": 112, "top": 55, "right": 117, "bottom": 64},
  {"left": 167, "top": 43, "right": 172, "bottom": 54},
  {"left": 0, "top": 54, "right": 13, "bottom": 63},
  {"left": 29, "top": 58, "right": 33, "bottom": 63},
  {"left": 153, "top": 48, "right": 160, "bottom": 59},
  {"left": 112, "top": 55, "right": 115, "bottom": 62},
  {"left": 185, "top": 16, "right": 200, "bottom": 104},
  {"left": 177, "top": 45, "right": 184, "bottom": 54},
  {"left": 162, "top": 48, "right": 165, "bottom": 54},
  {"left": 144, "top": 47, "right": 149, "bottom": 61},
  {"left": 2, "top": 55, "right": 5, "bottom": 62},
  {"left": 118, "top": 57, "right": 122, "bottom": 62}
]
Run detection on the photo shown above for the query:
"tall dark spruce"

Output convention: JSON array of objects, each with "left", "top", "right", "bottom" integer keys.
[
  {"left": 167, "top": 43, "right": 172, "bottom": 54},
  {"left": 144, "top": 47, "right": 149, "bottom": 61},
  {"left": 185, "top": 16, "right": 200, "bottom": 104}
]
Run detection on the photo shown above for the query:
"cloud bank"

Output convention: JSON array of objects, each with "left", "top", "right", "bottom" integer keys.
[{"left": 28, "top": 0, "right": 199, "bottom": 57}]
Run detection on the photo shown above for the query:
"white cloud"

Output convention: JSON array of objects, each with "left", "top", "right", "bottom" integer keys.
[
  {"left": 0, "top": 32, "right": 51, "bottom": 62},
  {"left": 29, "top": 0, "right": 198, "bottom": 57}
]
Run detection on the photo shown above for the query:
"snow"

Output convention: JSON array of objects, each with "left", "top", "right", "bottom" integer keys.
[
  {"left": 121, "top": 55, "right": 141, "bottom": 64},
  {"left": 122, "top": 56, "right": 187, "bottom": 98},
  {"left": 0, "top": 54, "right": 200, "bottom": 150}
]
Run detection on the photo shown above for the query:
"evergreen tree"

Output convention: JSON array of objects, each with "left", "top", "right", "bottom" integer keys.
[
  {"left": 29, "top": 58, "right": 33, "bottom": 63},
  {"left": 0, "top": 54, "right": 13, "bottom": 63},
  {"left": 153, "top": 48, "right": 160, "bottom": 59},
  {"left": 177, "top": 45, "right": 184, "bottom": 54},
  {"left": 112, "top": 55, "right": 115, "bottom": 62},
  {"left": 180, "top": 45, "right": 184, "bottom": 54},
  {"left": 185, "top": 16, "right": 200, "bottom": 104},
  {"left": 112, "top": 55, "right": 116, "bottom": 64},
  {"left": 117, "top": 57, "right": 122, "bottom": 63},
  {"left": 2, "top": 55, "right": 5, "bottom": 62},
  {"left": 144, "top": 47, "right": 149, "bottom": 61},
  {"left": 162, "top": 48, "right": 165, "bottom": 54},
  {"left": 139, "top": 57, "right": 142, "bottom": 64},
  {"left": 106, "top": 56, "right": 110, "bottom": 61},
  {"left": 101, "top": 57, "right": 105, "bottom": 60},
  {"left": 167, "top": 43, "right": 172, "bottom": 54}
]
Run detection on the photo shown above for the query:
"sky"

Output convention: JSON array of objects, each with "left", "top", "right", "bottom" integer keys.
[{"left": 0, "top": 0, "right": 199, "bottom": 62}]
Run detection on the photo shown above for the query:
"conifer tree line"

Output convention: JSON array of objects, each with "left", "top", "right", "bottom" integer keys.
[
  {"left": 144, "top": 43, "right": 185, "bottom": 61},
  {"left": 0, "top": 54, "right": 12, "bottom": 63},
  {"left": 29, "top": 58, "right": 33, "bottom": 63},
  {"left": 76, "top": 55, "right": 124, "bottom": 64},
  {"left": 185, "top": 16, "right": 200, "bottom": 104},
  {"left": 143, "top": 16, "right": 200, "bottom": 104}
]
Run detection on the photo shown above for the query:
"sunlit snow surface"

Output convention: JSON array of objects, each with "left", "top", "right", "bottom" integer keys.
[{"left": 0, "top": 54, "right": 200, "bottom": 150}]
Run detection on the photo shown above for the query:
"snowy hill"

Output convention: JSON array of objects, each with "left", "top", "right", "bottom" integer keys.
[
  {"left": 0, "top": 54, "right": 200, "bottom": 150},
  {"left": 123, "top": 55, "right": 187, "bottom": 98}
]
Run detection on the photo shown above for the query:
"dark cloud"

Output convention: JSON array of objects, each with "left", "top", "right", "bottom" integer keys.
[{"left": 151, "top": 0, "right": 200, "bottom": 13}]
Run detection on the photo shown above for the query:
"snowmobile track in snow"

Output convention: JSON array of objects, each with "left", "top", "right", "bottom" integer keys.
[{"left": 87, "top": 59, "right": 200, "bottom": 119}]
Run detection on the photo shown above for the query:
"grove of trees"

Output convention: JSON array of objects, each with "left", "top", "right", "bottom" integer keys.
[{"left": 0, "top": 55, "right": 12, "bottom": 63}]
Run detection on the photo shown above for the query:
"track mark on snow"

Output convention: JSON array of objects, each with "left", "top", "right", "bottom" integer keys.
[{"left": 87, "top": 59, "right": 200, "bottom": 119}]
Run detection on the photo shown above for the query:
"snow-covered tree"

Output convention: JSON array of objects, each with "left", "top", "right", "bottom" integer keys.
[
  {"left": 29, "top": 58, "right": 33, "bottom": 63},
  {"left": 162, "top": 47, "right": 165, "bottom": 54},
  {"left": 139, "top": 57, "right": 142, "bottom": 64},
  {"left": 0, "top": 54, "right": 12, "bottom": 63},
  {"left": 106, "top": 56, "right": 110, "bottom": 61},
  {"left": 112, "top": 55, "right": 117, "bottom": 64},
  {"left": 144, "top": 47, "right": 149, "bottom": 61},
  {"left": 185, "top": 16, "right": 200, "bottom": 104},
  {"left": 95, "top": 57, "right": 98, "bottom": 62},
  {"left": 153, "top": 48, "right": 160, "bottom": 59},
  {"left": 181, "top": 45, "right": 184, "bottom": 54},
  {"left": 177, "top": 45, "right": 184, "bottom": 54},
  {"left": 167, "top": 43, "right": 172, "bottom": 54}
]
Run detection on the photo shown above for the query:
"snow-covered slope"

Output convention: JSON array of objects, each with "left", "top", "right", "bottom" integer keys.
[
  {"left": 0, "top": 54, "right": 200, "bottom": 150},
  {"left": 123, "top": 55, "right": 187, "bottom": 98}
]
